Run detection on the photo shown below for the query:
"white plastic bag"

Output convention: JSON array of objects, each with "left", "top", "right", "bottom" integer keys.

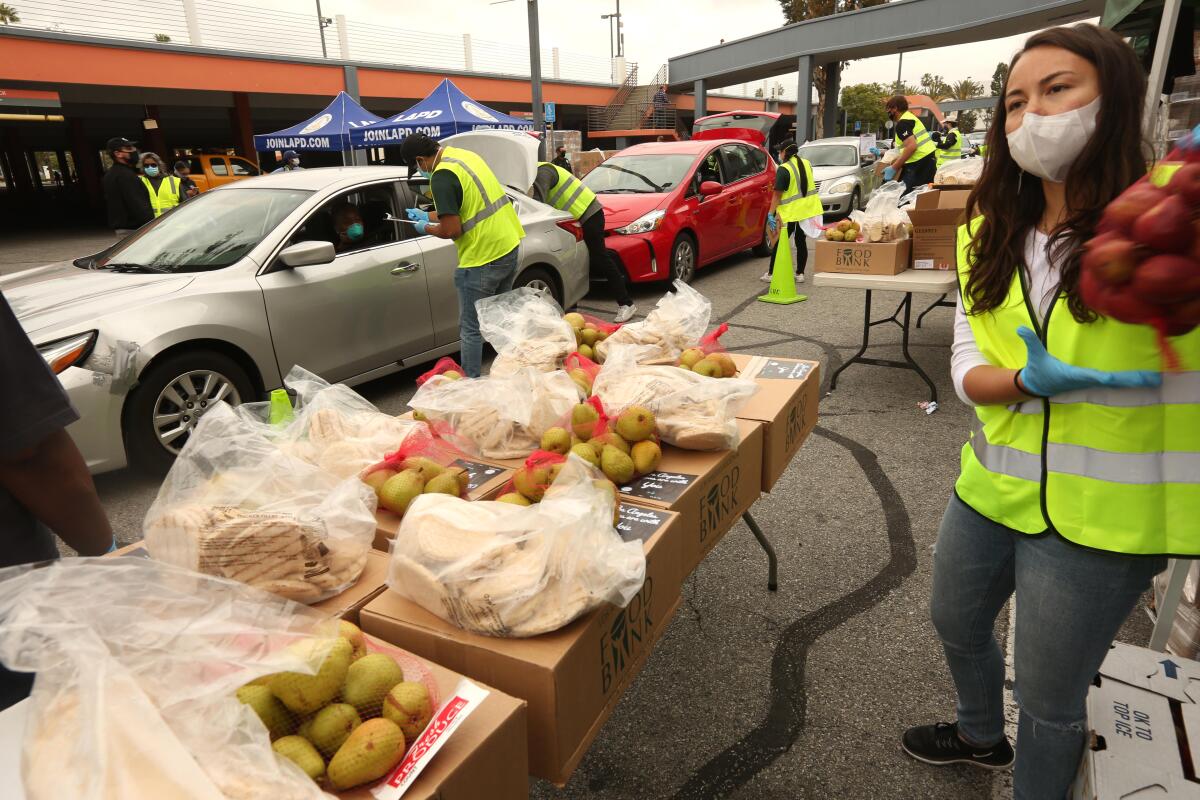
[
  {"left": 595, "top": 280, "right": 712, "bottom": 364},
  {"left": 593, "top": 344, "right": 759, "bottom": 450},
  {"left": 934, "top": 157, "right": 983, "bottom": 185},
  {"left": 0, "top": 558, "right": 336, "bottom": 800},
  {"left": 849, "top": 180, "right": 911, "bottom": 243},
  {"left": 477, "top": 287, "right": 577, "bottom": 376},
  {"left": 145, "top": 403, "right": 377, "bottom": 604},
  {"left": 387, "top": 455, "right": 645, "bottom": 637}
]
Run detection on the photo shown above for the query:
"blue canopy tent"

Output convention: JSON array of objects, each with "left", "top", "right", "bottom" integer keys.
[
  {"left": 253, "top": 92, "right": 384, "bottom": 160},
  {"left": 350, "top": 79, "right": 532, "bottom": 148}
]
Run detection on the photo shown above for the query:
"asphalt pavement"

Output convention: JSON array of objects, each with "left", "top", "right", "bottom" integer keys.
[{"left": 7, "top": 238, "right": 1154, "bottom": 800}]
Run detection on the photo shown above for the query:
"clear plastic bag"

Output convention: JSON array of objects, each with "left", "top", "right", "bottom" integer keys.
[
  {"left": 934, "top": 157, "right": 983, "bottom": 185},
  {"left": 848, "top": 180, "right": 911, "bottom": 243},
  {"left": 387, "top": 454, "right": 645, "bottom": 637},
  {"left": 145, "top": 403, "right": 377, "bottom": 604},
  {"left": 416, "top": 357, "right": 465, "bottom": 386},
  {"left": 593, "top": 344, "right": 759, "bottom": 450},
  {"left": 477, "top": 287, "right": 577, "bottom": 376},
  {"left": 562, "top": 350, "right": 602, "bottom": 395},
  {"left": 676, "top": 322, "right": 738, "bottom": 377},
  {"left": 594, "top": 280, "right": 712, "bottom": 364}
]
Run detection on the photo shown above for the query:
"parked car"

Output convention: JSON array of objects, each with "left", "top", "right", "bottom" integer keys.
[
  {"left": 581, "top": 130, "right": 776, "bottom": 284},
  {"left": 5, "top": 146, "right": 587, "bottom": 474},
  {"left": 693, "top": 110, "right": 790, "bottom": 153},
  {"left": 184, "top": 153, "right": 262, "bottom": 192},
  {"left": 797, "top": 137, "right": 880, "bottom": 217},
  {"left": 964, "top": 130, "right": 988, "bottom": 156}
]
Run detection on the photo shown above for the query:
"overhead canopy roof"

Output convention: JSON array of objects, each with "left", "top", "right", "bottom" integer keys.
[
  {"left": 253, "top": 91, "right": 382, "bottom": 152},
  {"left": 350, "top": 78, "right": 531, "bottom": 148},
  {"left": 667, "top": 0, "right": 1104, "bottom": 88}
]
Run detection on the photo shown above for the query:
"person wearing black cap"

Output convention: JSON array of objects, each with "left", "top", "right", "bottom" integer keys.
[
  {"left": 102, "top": 136, "right": 153, "bottom": 237},
  {"left": 273, "top": 150, "right": 303, "bottom": 172}
]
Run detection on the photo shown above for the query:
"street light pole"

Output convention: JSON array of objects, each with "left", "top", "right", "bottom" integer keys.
[
  {"left": 528, "top": 0, "right": 546, "bottom": 160},
  {"left": 895, "top": 51, "right": 903, "bottom": 93},
  {"left": 315, "top": 0, "right": 329, "bottom": 58}
]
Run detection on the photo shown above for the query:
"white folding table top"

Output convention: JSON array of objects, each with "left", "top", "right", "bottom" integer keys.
[{"left": 813, "top": 269, "right": 958, "bottom": 294}]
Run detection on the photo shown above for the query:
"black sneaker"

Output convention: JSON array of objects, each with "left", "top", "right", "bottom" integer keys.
[{"left": 902, "top": 722, "right": 1014, "bottom": 770}]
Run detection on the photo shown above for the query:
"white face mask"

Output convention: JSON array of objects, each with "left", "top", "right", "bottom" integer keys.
[{"left": 1006, "top": 96, "right": 1100, "bottom": 183}]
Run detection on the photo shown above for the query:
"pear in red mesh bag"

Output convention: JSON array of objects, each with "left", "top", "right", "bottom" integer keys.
[
  {"left": 677, "top": 322, "right": 738, "bottom": 378},
  {"left": 415, "top": 357, "right": 465, "bottom": 386},
  {"left": 362, "top": 425, "right": 470, "bottom": 521},
  {"left": 563, "top": 350, "right": 602, "bottom": 396},
  {"left": 564, "top": 312, "right": 621, "bottom": 361}
]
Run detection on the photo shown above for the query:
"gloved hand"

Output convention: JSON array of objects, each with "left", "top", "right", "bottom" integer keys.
[
  {"left": 869, "top": 146, "right": 881, "bottom": 157},
  {"left": 766, "top": 212, "right": 778, "bottom": 232},
  {"left": 413, "top": 219, "right": 430, "bottom": 235},
  {"left": 1016, "top": 326, "right": 1161, "bottom": 397},
  {"left": 406, "top": 208, "right": 430, "bottom": 223},
  {"left": 883, "top": 166, "right": 896, "bottom": 182}
]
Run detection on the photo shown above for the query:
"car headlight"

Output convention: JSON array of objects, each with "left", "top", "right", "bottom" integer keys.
[
  {"left": 37, "top": 330, "right": 97, "bottom": 374},
  {"left": 615, "top": 209, "right": 666, "bottom": 235},
  {"left": 827, "top": 179, "right": 857, "bottom": 195}
]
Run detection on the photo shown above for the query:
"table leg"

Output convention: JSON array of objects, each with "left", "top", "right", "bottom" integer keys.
[
  {"left": 742, "top": 511, "right": 778, "bottom": 591},
  {"left": 900, "top": 294, "right": 938, "bottom": 405},
  {"left": 830, "top": 289, "right": 873, "bottom": 391},
  {"left": 1150, "top": 559, "right": 1191, "bottom": 651},
  {"left": 916, "top": 293, "right": 950, "bottom": 328}
]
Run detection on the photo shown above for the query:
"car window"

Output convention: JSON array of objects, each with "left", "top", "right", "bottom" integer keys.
[
  {"left": 719, "top": 144, "right": 760, "bottom": 183},
  {"left": 797, "top": 145, "right": 859, "bottom": 168},
  {"left": 210, "top": 159, "right": 229, "bottom": 176},
  {"left": 697, "top": 150, "right": 724, "bottom": 185},
  {"left": 187, "top": 158, "right": 202, "bottom": 173},
  {"left": 230, "top": 158, "right": 259, "bottom": 177},
  {"left": 750, "top": 147, "right": 767, "bottom": 172},
  {"left": 582, "top": 153, "right": 696, "bottom": 194},
  {"left": 289, "top": 183, "right": 402, "bottom": 256}
]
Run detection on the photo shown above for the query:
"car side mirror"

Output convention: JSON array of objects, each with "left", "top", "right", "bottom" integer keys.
[
  {"left": 278, "top": 240, "right": 335, "bottom": 268},
  {"left": 861, "top": 155, "right": 876, "bottom": 166},
  {"left": 699, "top": 180, "right": 723, "bottom": 197}
]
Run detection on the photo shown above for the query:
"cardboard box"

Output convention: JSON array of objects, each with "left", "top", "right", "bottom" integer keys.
[
  {"left": 814, "top": 239, "right": 911, "bottom": 276},
  {"left": 907, "top": 189, "right": 968, "bottom": 271},
  {"left": 730, "top": 355, "right": 820, "bottom": 491},
  {"left": 361, "top": 503, "right": 684, "bottom": 785},
  {"left": 1073, "top": 641, "right": 1200, "bottom": 799}
]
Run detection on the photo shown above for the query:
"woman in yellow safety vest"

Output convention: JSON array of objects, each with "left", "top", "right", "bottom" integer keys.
[
  {"left": 138, "top": 153, "right": 182, "bottom": 217},
  {"left": 902, "top": 25, "right": 1197, "bottom": 798}
]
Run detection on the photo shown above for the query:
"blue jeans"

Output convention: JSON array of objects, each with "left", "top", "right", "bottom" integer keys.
[
  {"left": 454, "top": 248, "right": 518, "bottom": 378},
  {"left": 930, "top": 493, "right": 1164, "bottom": 800}
]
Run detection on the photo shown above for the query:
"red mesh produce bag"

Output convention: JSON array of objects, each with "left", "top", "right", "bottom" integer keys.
[
  {"left": 496, "top": 450, "right": 568, "bottom": 504},
  {"left": 563, "top": 350, "right": 602, "bottom": 395},
  {"left": 676, "top": 323, "right": 739, "bottom": 377},
  {"left": 578, "top": 313, "right": 622, "bottom": 336},
  {"left": 415, "top": 357, "right": 464, "bottom": 386}
]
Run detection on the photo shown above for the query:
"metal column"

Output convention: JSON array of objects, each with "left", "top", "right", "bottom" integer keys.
[
  {"left": 796, "top": 54, "right": 813, "bottom": 143},
  {"left": 821, "top": 61, "right": 840, "bottom": 139},
  {"left": 343, "top": 65, "right": 367, "bottom": 166},
  {"left": 528, "top": 0, "right": 546, "bottom": 160},
  {"left": 694, "top": 79, "right": 707, "bottom": 120}
]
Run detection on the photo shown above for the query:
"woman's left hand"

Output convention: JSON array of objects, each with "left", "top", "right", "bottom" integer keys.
[{"left": 1016, "top": 326, "right": 1162, "bottom": 396}]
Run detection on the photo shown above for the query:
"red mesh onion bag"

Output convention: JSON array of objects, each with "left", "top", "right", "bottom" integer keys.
[
  {"left": 415, "top": 357, "right": 465, "bottom": 386},
  {"left": 676, "top": 322, "right": 738, "bottom": 377}
]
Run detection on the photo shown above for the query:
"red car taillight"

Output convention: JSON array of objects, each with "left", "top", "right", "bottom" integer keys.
[{"left": 557, "top": 219, "right": 583, "bottom": 241}]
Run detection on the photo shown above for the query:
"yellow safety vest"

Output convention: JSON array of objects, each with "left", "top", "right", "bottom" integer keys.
[
  {"left": 954, "top": 217, "right": 1200, "bottom": 555},
  {"left": 776, "top": 156, "right": 822, "bottom": 222},
  {"left": 433, "top": 146, "right": 525, "bottom": 269},
  {"left": 894, "top": 111, "right": 936, "bottom": 162},
  {"left": 538, "top": 162, "right": 597, "bottom": 220},
  {"left": 936, "top": 129, "right": 961, "bottom": 168},
  {"left": 140, "top": 175, "right": 181, "bottom": 217}
]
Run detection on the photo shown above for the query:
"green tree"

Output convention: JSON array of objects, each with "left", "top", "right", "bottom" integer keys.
[
  {"left": 778, "top": 0, "right": 888, "bottom": 137},
  {"left": 0, "top": 3, "right": 20, "bottom": 24},
  {"left": 990, "top": 62, "right": 1008, "bottom": 97},
  {"left": 839, "top": 82, "right": 889, "bottom": 133},
  {"left": 153, "top": 33, "right": 171, "bottom": 42},
  {"left": 918, "top": 73, "right": 953, "bottom": 102},
  {"left": 948, "top": 78, "right": 984, "bottom": 133}
]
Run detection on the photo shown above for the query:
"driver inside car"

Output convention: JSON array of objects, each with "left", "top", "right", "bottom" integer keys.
[{"left": 331, "top": 203, "right": 366, "bottom": 253}]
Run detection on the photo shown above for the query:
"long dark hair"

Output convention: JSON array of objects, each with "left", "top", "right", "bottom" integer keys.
[{"left": 963, "top": 24, "right": 1148, "bottom": 322}]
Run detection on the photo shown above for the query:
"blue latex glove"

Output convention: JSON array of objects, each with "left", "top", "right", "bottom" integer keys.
[
  {"left": 107, "top": 538, "right": 118, "bottom": 553},
  {"left": 406, "top": 208, "right": 430, "bottom": 223},
  {"left": 1016, "top": 326, "right": 1161, "bottom": 397},
  {"left": 413, "top": 219, "right": 430, "bottom": 235},
  {"left": 883, "top": 166, "right": 896, "bottom": 181},
  {"left": 869, "top": 146, "right": 881, "bottom": 157},
  {"left": 766, "top": 212, "right": 778, "bottom": 232}
]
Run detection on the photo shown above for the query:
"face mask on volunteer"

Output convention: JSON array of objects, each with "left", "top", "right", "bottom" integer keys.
[
  {"left": 1006, "top": 96, "right": 1100, "bottom": 183},
  {"left": 345, "top": 222, "right": 364, "bottom": 241},
  {"left": 144, "top": 165, "right": 159, "bottom": 177}
]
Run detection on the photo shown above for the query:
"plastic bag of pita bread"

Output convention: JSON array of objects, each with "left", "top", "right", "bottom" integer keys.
[
  {"left": 145, "top": 403, "right": 377, "bottom": 604},
  {"left": 593, "top": 344, "right": 759, "bottom": 450},
  {"left": 387, "top": 454, "right": 645, "bottom": 637},
  {"left": 594, "top": 280, "right": 711, "bottom": 364},
  {"left": 478, "top": 287, "right": 577, "bottom": 376},
  {"left": 415, "top": 356, "right": 466, "bottom": 386},
  {"left": 0, "top": 557, "right": 340, "bottom": 800}
]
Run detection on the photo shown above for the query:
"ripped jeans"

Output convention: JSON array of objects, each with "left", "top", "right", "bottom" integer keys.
[{"left": 930, "top": 493, "right": 1164, "bottom": 800}]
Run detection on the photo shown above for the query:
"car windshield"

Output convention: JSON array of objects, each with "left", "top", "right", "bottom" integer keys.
[
  {"left": 797, "top": 145, "right": 859, "bottom": 168},
  {"left": 78, "top": 188, "right": 312, "bottom": 273},
  {"left": 582, "top": 154, "right": 696, "bottom": 193}
]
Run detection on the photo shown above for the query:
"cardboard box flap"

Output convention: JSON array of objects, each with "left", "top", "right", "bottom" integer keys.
[
  {"left": 1099, "top": 641, "right": 1200, "bottom": 704},
  {"left": 914, "top": 188, "right": 970, "bottom": 210},
  {"left": 1087, "top": 676, "right": 1183, "bottom": 779},
  {"left": 1183, "top": 702, "right": 1200, "bottom": 775}
]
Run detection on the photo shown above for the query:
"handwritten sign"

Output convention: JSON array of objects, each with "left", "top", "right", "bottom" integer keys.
[
  {"left": 619, "top": 471, "right": 696, "bottom": 504},
  {"left": 757, "top": 359, "right": 814, "bottom": 381},
  {"left": 452, "top": 458, "right": 503, "bottom": 492},
  {"left": 616, "top": 504, "right": 669, "bottom": 543}
]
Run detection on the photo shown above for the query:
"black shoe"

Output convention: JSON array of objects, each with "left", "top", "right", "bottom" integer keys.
[{"left": 902, "top": 722, "right": 1014, "bottom": 770}]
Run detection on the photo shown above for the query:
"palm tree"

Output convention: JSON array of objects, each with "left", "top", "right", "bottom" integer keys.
[
  {"left": 0, "top": 4, "right": 20, "bottom": 25},
  {"left": 951, "top": 78, "right": 985, "bottom": 102}
]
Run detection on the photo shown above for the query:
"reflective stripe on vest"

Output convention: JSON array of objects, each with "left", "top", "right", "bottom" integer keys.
[
  {"left": 936, "top": 131, "right": 961, "bottom": 167},
  {"left": 777, "top": 157, "right": 822, "bottom": 222},
  {"left": 953, "top": 216, "right": 1200, "bottom": 555},
  {"left": 894, "top": 111, "right": 936, "bottom": 161},
  {"left": 539, "top": 162, "right": 596, "bottom": 220},
  {"left": 140, "top": 175, "right": 181, "bottom": 217},
  {"left": 434, "top": 146, "right": 525, "bottom": 268}
]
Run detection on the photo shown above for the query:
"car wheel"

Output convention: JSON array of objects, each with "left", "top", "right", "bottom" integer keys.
[
  {"left": 513, "top": 265, "right": 562, "bottom": 307},
  {"left": 669, "top": 233, "right": 697, "bottom": 284},
  {"left": 751, "top": 225, "right": 772, "bottom": 257},
  {"left": 850, "top": 188, "right": 862, "bottom": 213},
  {"left": 125, "top": 349, "right": 254, "bottom": 474}
]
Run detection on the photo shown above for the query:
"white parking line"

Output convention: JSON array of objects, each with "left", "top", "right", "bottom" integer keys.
[{"left": 992, "top": 601, "right": 1018, "bottom": 800}]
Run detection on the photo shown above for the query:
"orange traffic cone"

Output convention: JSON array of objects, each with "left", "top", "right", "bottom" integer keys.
[{"left": 758, "top": 233, "right": 808, "bottom": 305}]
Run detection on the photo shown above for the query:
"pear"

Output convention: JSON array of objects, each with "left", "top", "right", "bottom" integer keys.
[
  {"left": 593, "top": 479, "right": 621, "bottom": 526},
  {"left": 338, "top": 620, "right": 368, "bottom": 662},
  {"left": 378, "top": 470, "right": 425, "bottom": 515},
  {"left": 412, "top": 409, "right": 428, "bottom": 422},
  {"left": 580, "top": 328, "right": 601, "bottom": 347},
  {"left": 571, "top": 442, "right": 601, "bottom": 467},
  {"left": 601, "top": 444, "right": 635, "bottom": 485},
  {"left": 327, "top": 718, "right": 406, "bottom": 791},
  {"left": 570, "top": 402, "right": 601, "bottom": 440},
  {"left": 402, "top": 457, "right": 444, "bottom": 482},
  {"left": 569, "top": 368, "right": 593, "bottom": 395},
  {"left": 563, "top": 312, "right": 586, "bottom": 330},
  {"left": 496, "top": 492, "right": 533, "bottom": 506},
  {"left": 692, "top": 359, "right": 723, "bottom": 378},
  {"left": 513, "top": 464, "right": 551, "bottom": 502},
  {"left": 578, "top": 343, "right": 595, "bottom": 360},
  {"left": 307, "top": 703, "right": 362, "bottom": 758},
  {"left": 591, "top": 430, "right": 629, "bottom": 455},
  {"left": 442, "top": 370, "right": 463, "bottom": 380},
  {"left": 631, "top": 440, "right": 662, "bottom": 476},
  {"left": 614, "top": 406, "right": 655, "bottom": 443},
  {"left": 381, "top": 681, "right": 434, "bottom": 741},
  {"left": 273, "top": 735, "right": 325, "bottom": 781},
  {"left": 679, "top": 348, "right": 705, "bottom": 369},
  {"left": 296, "top": 716, "right": 315, "bottom": 741},
  {"left": 540, "top": 427, "right": 572, "bottom": 455},
  {"left": 445, "top": 466, "right": 470, "bottom": 494},
  {"left": 423, "top": 470, "right": 462, "bottom": 496},
  {"left": 709, "top": 352, "right": 737, "bottom": 378},
  {"left": 269, "top": 637, "right": 353, "bottom": 715},
  {"left": 361, "top": 468, "right": 397, "bottom": 494},
  {"left": 236, "top": 683, "right": 293, "bottom": 740},
  {"left": 342, "top": 653, "right": 405, "bottom": 718}
]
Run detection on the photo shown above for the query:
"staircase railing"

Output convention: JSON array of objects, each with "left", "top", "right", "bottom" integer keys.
[{"left": 587, "top": 62, "right": 640, "bottom": 132}]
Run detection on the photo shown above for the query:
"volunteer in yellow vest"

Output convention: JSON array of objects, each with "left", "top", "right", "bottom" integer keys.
[
  {"left": 137, "top": 153, "right": 182, "bottom": 217},
  {"left": 399, "top": 133, "right": 525, "bottom": 378},
  {"left": 529, "top": 160, "right": 636, "bottom": 323},
  {"left": 934, "top": 118, "right": 962, "bottom": 168},
  {"left": 874, "top": 95, "right": 937, "bottom": 192},
  {"left": 763, "top": 139, "right": 822, "bottom": 284},
  {"left": 903, "top": 25, "right": 1196, "bottom": 798}
]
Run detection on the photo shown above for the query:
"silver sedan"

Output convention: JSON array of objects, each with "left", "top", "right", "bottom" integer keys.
[
  {"left": 797, "top": 137, "right": 880, "bottom": 217},
  {"left": 4, "top": 163, "right": 588, "bottom": 474}
]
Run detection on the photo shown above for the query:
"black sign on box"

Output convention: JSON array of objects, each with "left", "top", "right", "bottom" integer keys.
[
  {"left": 758, "top": 359, "right": 813, "bottom": 381},
  {"left": 452, "top": 458, "right": 504, "bottom": 492},
  {"left": 620, "top": 471, "right": 696, "bottom": 504},
  {"left": 616, "top": 504, "right": 669, "bottom": 543}
]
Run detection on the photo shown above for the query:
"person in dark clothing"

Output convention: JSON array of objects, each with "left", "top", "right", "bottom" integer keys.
[
  {"left": 272, "top": 149, "right": 303, "bottom": 173},
  {"left": 652, "top": 85, "right": 669, "bottom": 127},
  {"left": 551, "top": 147, "right": 571, "bottom": 170},
  {"left": 174, "top": 160, "right": 200, "bottom": 199},
  {"left": 102, "top": 136, "right": 153, "bottom": 237},
  {"left": 875, "top": 96, "right": 938, "bottom": 192},
  {"left": 0, "top": 292, "right": 116, "bottom": 709}
]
